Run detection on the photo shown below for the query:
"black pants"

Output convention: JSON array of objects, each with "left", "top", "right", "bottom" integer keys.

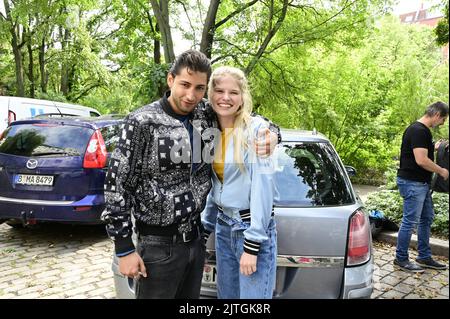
[{"left": 135, "top": 235, "right": 206, "bottom": 299}]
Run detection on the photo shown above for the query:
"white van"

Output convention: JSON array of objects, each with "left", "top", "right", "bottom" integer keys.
[{"left": 0, "top": 96, "right": 101, "bottom": 132}]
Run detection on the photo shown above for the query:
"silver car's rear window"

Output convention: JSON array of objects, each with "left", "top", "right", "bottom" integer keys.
[
  {"left": 0, "top": 123, "right": 93, "bottom": 157},
  {"left": 274, "top": 142, "right": 353, "bottom": 206}
]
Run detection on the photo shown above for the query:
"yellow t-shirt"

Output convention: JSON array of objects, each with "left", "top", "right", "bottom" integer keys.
[{"left": 213, "top": 129, "right": 233, "bottom": 183}]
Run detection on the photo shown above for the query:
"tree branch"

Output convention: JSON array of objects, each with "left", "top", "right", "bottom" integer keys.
[
  {"left": 175, "top": 0, "right": 197, "bottom": 42},
  {"left": 71, "top": 82, "right": 103, "bottom": 102},
  {"left": 244, "top": 0, "right": 289, "bottom": 75},
  {"left": 215, "top": 0, "right": 260, "bottom": 29}
]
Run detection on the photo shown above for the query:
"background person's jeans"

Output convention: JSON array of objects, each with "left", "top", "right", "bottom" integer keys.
[
  {"left": 215, "top": 213, "right": 277, "bottom": 299},
  {"left": 135, "top": 235, "right": 205, "bottom": 299},
  {"left": 396, "top": 176, "right": 434, "bottom": 262}
]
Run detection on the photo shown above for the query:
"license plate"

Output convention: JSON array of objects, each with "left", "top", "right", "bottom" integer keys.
[
  {"left": 15, "top": 174, "right": 54, "bottom": 186},
  {"left": 202, "top": 264, "right": 217, "bottom": 285}
]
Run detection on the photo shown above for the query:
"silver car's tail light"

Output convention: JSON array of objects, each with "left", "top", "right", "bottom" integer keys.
[{"left": 346, "top": 209, "right": 371, "bottom": 266}]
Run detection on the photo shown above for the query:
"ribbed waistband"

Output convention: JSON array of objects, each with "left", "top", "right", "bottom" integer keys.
[{"left": 217, "top": 206, "right": 274, "bottom": 222}]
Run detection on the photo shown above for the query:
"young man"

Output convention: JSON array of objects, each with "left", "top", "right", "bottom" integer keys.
[
  {"left": 394, "top": 101, "right": 449, "bottom": 273},
  {"left": 102, "top": 50, "right": 279, "bottom": 298}
]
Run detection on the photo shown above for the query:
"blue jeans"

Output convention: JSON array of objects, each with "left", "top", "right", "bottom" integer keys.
[
  {"left": 396, "top": 176, "right": 434, "bottom": 262},
  {"left": 215, "top": 212, "right": 277, "bottom": 299}
]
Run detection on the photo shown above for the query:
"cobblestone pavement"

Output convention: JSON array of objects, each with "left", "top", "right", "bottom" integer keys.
[
  {"left": 0, "top": 223, "right": 115, "bottom": 299},
  {"left": 0, "top": 223, "right": 448, "bottom": 299},
  {"left": 372, "top": 240, "right": 449, "bottom": 299}
]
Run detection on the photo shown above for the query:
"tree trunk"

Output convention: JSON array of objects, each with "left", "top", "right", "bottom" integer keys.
[
  {"left": 154, "top": 23, "right": 166, "bottom": 96},
  {"left": 4, "top": 0, "right": 25, "bottom": 96},
  {"left": 150, "top": 0, "right": 175, "bottom": 63},
  {"left": 202, "top": 0, "right": 259, "bottom": 62},
  {"left": 60, "top": 27, "right": 71, "bottom": 96},
  {"left": 154, "top": 22, "right": 161, "bottom": 65},
  {"left": 200, "top": 0, "right": 220, "bottom": 59},
  {"left": 39, "top": 35, "right": 48, "bottom": 93},
  {"left": 25, "top": 27, "right": 35, "bottom": 98}
]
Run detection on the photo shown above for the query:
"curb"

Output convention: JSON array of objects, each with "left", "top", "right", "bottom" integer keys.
[{"left": 376, "top": 231, "right": 449, "bottom": 258}]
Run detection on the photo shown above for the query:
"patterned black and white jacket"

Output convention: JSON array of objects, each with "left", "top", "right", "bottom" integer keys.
[{"left": 102, "top": 92, "right": 217, "bottom": 256}]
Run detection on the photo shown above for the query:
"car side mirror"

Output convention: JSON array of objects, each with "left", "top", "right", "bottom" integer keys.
[{"left": 345, "top": 165, "right": 357, "bottom": 177}]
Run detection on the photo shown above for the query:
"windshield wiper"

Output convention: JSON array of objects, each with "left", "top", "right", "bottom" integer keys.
[{"left": 31, "top": 151, "right": 79, "bottom": 156}]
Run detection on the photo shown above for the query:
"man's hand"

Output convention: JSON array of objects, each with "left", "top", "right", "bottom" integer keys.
[
  {"left": 119, "top": 252, "right": 147, "bottom": 279},
  {"left": 240, "top": 252, "right": 257, "bottom": 276},
  {"left": 435, "top": 139, "right": 443, "bottom": 151},
  {"left": 254, "top": 128, "right": 277, "bottom": 157},
  {"left": 439, "top": 167, "right": 449, "bottom": 181}
]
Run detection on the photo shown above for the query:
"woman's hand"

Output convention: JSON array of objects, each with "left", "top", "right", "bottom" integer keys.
[
  {"left": 240, "top": 252, "right": 257, "bottom": 276},
  {"left": 254, "top": 128, "right": 277, "bottom": 157}
]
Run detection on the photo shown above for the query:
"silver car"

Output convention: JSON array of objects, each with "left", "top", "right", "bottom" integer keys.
[{"left": 112, "top": 129, "right": 374, "bottom": 299}]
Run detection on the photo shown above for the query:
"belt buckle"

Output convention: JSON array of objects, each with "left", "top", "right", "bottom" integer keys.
[
  {"left": 181, "top": 226, "right": 198, "bottom": 243},
  {"left": 182, "top": 231, "right": 190, "bottom": 243}
]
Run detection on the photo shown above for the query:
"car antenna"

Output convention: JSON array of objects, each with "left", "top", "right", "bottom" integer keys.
[{"left": 52, "top": 101, "right": 63, "bottom": 117}]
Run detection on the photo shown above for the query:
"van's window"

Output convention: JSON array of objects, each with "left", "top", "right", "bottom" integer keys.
[
  {"left": 100, "top": 125, "right": 120, "bottom": 152},
  {"left": 274, "top": 142, "right": 353, "bottom": 206},
  {"left": 0, "top": 124, "right": 93, "bottom": 157},
  {"left": 90, "top": 111, "right": 100, "bottom": 117}
]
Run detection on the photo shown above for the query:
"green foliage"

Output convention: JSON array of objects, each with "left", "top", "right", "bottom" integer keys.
[
  {"left": 252, "top": 15, "right": 448, "bottom": 184},
  {"left": 365, "top": 190, "right": 449, "bottom": 239},
  {"left": 434, "top": 0, "right": 449, "bottom": 45},
  {"left": 383, "top": 161, "right": 399, "bottom": 190}
]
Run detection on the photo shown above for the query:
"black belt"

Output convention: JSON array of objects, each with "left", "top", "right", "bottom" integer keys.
[
  {"left": 217, "top": 206, "right": 274, "bottom": 222},
  {"left": 138, "top": 225, "right": 200, "bottom": 244},
  {"left": 136, "top": 218, "right": 202, "bottom": 244}
]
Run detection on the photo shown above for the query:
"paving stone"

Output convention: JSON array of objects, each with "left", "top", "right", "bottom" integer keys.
[
  {"left": 64, "top": 284, "right": 96, "bottom": 297},
  {"left": 0, "top": 274, "right": 21, "bottom": 283},
  {"left": 87, "top": 287, "right": 114, "bottom": 297},
  {"left": 402, "top": 276, "right": 423, "bottom": 286},
  {"left": 392, "top": 282, "right": 415, "bottom": 294},
  {"left": 95, "top": 278, "right": 114, "bottom": 288},
  {"left": 380, "top": 289, "right": 406, "bottom": 299},
  {"left": 439, "top": 287, "right": 449, "bottom": 296},
  {"left": 382, "top": 275, "right": 404, "bottom": 286},
  {"left": 35, "top": 269, "right": 63, "bottom": 279},
  {"left": 423, "top": 280, "right": 444, "bottom": 290}
]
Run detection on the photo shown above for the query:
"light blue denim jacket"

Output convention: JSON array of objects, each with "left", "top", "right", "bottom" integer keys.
[{"left": 202, "top": 117, "right": 275, "bottom": 247}]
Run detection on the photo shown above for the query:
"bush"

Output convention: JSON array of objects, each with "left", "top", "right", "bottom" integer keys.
[{"left": 365, "top": 190, "right": 449, "bottom": 239}]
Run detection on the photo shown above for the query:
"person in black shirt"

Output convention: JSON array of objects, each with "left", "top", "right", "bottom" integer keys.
[{"left": 394, "top": 101, "right": 449, "bottom": 273}]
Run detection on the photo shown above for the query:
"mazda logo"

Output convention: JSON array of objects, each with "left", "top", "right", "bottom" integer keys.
[{"left": 26, "top": 159, "right": 38, "bottom": 169}]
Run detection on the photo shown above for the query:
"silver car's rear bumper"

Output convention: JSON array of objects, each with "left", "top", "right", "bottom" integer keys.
[{"left": 341, "top": 255, "right": 374, "bottom": 299}]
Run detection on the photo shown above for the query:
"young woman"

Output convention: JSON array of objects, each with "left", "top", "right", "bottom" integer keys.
[{"left": 202, "top": 66, "right": 277, "bottom": 299}]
